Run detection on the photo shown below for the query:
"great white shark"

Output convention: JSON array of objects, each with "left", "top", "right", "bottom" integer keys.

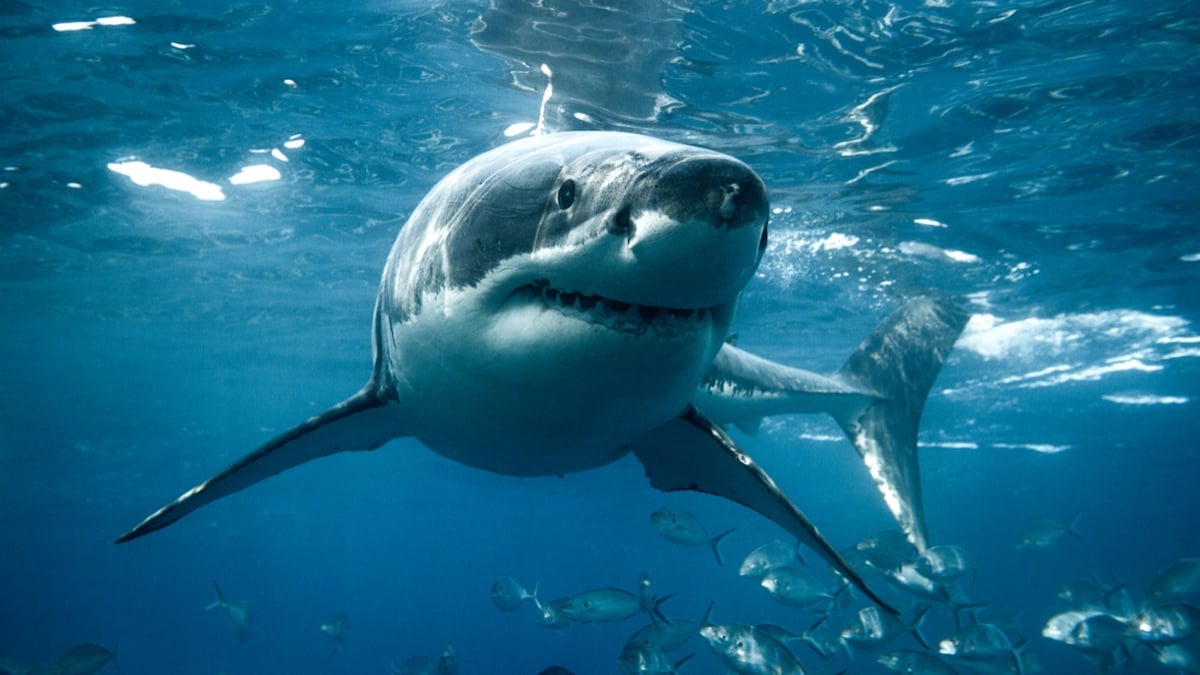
[{"left": 116, "top": 131, "right": 968, "bottom": 613}]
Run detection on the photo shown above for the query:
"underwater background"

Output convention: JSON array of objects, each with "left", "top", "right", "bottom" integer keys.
[{"left": 2, "top": 0, "right": 1198, "bottom": 673}]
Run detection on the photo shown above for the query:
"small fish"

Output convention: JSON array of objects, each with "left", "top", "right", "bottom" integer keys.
[
  {"left": 1147, "top": 559, "right": 1200, "bottom": 606},
  {"left": 938, "top": 623, "right": 1027, "bottom": 674},
  {"left": 492, "top": 576, "right": 539, "bottom": 612},
  {"left": 616, "top": 643, "right": 693, "bottom": 675},
  {"left": 1149, "top": 643, "right": 1200, "bottom": 672},
  {"left": 1056, "top": 578, "right": 1112, "bottom": 610},
  {"left": 320, "top": 613, "right": 351, "bottom": 651},
  {"left": 389, "top": 642, "right": 457, "bottom": 675},
  {"left": 205, "top": 581, "right": 252, "bottom": 642},
  {"left": 1129, "top": 602, "right": 1200, "bottom": 644},
  {"left": 538, "top": 668, "right": 575, "bottom": 675},
  {"left": 856, "top": 530, "right": 917, "bottom": 574},
  {"left": 625, "top": 602, "right": 712, "bottom": 653},
  {"left": 1041, "top": 610, "right": 1126, "bottom": 654},
  {"left": 915, "top": 545, "right": 974, "bottom": 582},
  {"left": 740, "top": 539, "right": 805, "bottom": 577},
  {"left": 798, "top": 615, "right": 850, "bottom": 660},
  {"left": 760, "top": 567, "right": 835, "bottom": 609},
  {"left": 534, "top": 596, "right": 573, "bottom": 629},
  {"left": 877, "top": 649, "right": 958, "bottom": 674},
  {"left": 650, "top": 506, "right": 734, "bottom": 566},
  {"left": 391, "top": 656, "right": 440, "bottom": 675},
  {"left": 1016, "top": 514, "right": 1082, "bottom": 551},
  {"left": 439, "top": 642, "right": 458, "bottom": 675},
  {"left": 54, "top": 642, "right": 117, "bottom": 675},
  {"left": 842, "top": 605, "right": 931, "bottom": 650},
  {"left": 561, "top": 587, "right": 646, "bottom": 623},
  {"left": 700, "top": 623, "right": 806, "bottom": 675}
]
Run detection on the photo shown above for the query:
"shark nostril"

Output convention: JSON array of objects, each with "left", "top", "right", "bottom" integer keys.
[{"left": 608, "top": 205, "right": 634, "bottom": 237}]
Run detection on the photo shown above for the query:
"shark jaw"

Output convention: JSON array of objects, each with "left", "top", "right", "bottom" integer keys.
[
  {"left": 380, "top": 268, "right": 736, "bottom": 478},
  {"left": 511, "top": 278, "right": 718, "bottom": 339}
]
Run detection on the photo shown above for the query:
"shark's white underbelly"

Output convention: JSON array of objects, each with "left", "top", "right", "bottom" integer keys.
[{"left": 386, "top": 296, "right": 724, "bottom": 476}]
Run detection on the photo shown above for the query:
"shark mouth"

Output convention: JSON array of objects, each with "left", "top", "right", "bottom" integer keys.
[{"left": 518, "top": 279, "right": 713, "bottom": 337}]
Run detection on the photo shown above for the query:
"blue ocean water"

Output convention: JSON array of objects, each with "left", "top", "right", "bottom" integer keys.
[{"left": 2, "top": 0, "right": 1199, "bottom": 673}]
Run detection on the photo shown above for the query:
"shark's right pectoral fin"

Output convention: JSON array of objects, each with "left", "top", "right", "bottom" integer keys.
[
  {"left": 116, "top": 387, "right": 404, "bottom": 543},
  {"left": 631, "top": 407, "right": 898, "bottom": 615}
]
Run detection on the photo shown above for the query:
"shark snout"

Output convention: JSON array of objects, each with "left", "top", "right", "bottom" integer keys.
[
  {"left": 614, "top": 155, "right": 769, "bottom": 308},
  {"left": 652, "top": 155, "right": 769, "bottom": 232}
]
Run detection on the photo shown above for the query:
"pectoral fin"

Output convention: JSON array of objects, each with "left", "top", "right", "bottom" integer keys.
[
  {"left": 116, "top": 387, "right": 403, "bottom": 543},
  {"left": 630, "top": 407, "right": 897, "bottom": 614}
]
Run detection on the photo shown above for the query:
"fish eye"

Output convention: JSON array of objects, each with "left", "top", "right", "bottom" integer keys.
[{"left": 557, "top": 179, "right": 576, "bottom": 209}]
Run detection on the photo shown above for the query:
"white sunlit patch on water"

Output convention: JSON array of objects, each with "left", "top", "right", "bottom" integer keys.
[
  {"left": 756, "top": 225, "right": 864, "bottom": 289},
  {"left": 899, "top": 241, "right": 981, "bottom": 264},
  {"left": 956, "top": 309, "right": 1198, "bottom": 393},
  {"left": 1102, "top": 393, "right": 1190, "bottom": 406},
  {"left": 107, "top": 134, "right": 303, "bottom": 200},
  {"left": 992, "top": 442, "right": 1072, "bottom": 454},
  {"left": 229, "top": 165, "right": 282, "bottom": 185},
  {"left": 107, "top": 160, "right": 225, "bottom": 201},
  {"left": 51, "top": 16, "right": 135, "bottom": 32}
]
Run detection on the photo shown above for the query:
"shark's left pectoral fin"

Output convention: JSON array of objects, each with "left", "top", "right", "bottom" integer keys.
[
  {"left": 631, "top": 407, "right": 897, "bottom": 614},
  {"left": 116, "top": 387, "right": 403, "bottom": 543}
]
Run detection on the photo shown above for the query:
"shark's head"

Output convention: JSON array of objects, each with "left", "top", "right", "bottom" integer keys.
[{"left": 376, "top": 131, "right": 769, "bottom": 474}]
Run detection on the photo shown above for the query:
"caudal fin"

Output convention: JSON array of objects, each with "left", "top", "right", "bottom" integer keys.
[
  {"left": 832, "top": 295, "right": 970, "bottom": 553},
  {"left": 710, "top": 528, "right": 735, "bottom": 567}
]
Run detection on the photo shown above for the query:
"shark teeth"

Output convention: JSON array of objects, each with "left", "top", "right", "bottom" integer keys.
[{"left": 525, "top": 280, "right": 710, "bottom": 336}]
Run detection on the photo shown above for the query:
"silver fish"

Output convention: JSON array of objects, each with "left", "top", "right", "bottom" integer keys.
[
  {"left": 534, "top": 596, "right": 573, "bottom": 629},
  {"left": 491, "top": 576, "right": 538, "bottom": 612},
  {"left": 740, "top": 540, "right": 805, "bottom": 578},
  {"left": 625, "top": 603, "right": 712, "bottom": 653},
  {"left": 857, "top": 530, "right": 917, "bottom": 574},
  {"left": 700, "top": 623, "right": 806, "bottom": 675},
  {"left": 650, "top": 506, "right": 734, "bottom": 566},
  {"left": 205, "top": 581, "right": 251, "bottom": 642},
  {"left": 54, "top": 643, "right": 117, "bottom": 675},
  {"left": 1042, "top": 610, "right": 1127, "bottom": 654},
  {"left": 842, "top": 606, "right": 931, "bottom": 650},
  {"left": 1147, "top": 559, "right": 1200, "bottom": 606},
  {"left": 616, "top": 644, "right": 693, "bottom": 675},
  {"left": 1016, "top": 514, "right": 1082, "bottom": 551},
  {"left": 320, "top": 613, "right": 350, "bottom": 651},
  {"left": 561, "top": 588, "right": 646, "bottom": 623},
  {"left": 915, "top": 545, "right": 974, "bottom": 582},
  {"left": 938, "top": 624, "right": 1027, "bottom": 674},
  {"left": 1129, "top": 603, "right": 1200, "bottom": 644},
  {"left": 760, "top": 567, "right": 835, "bottom": 609},
  {"left": 878, "top": 649, "right": 958, "bottom": 674},
  {"left": 389, "top": 642, "right": 457, "bottom": 675}
]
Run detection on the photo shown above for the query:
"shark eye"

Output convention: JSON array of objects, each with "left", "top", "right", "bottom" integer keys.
[{"left": 557, "top": 179, "right": 576, "bottom": 209}]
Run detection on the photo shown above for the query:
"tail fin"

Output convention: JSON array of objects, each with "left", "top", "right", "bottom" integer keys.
[
  {"left": 710, "top": 528, "right": 735, "bottom": 567},
  {"left": 832, "top": 295, "right": 970, "bottom": 553},
  {"left": 908, "top": 605, "right": 934, "bottom": 650},
  {"left": 1066, "top": 512, "right": 1084, "bottom": 540},
  {"left": 205, "top": 580, "right": 226, "bottom": 612}
]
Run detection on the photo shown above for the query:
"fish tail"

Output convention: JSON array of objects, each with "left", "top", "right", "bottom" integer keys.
[
  {"left": 650, "top": 593, "right": 676, "bottom": 625},
  {"left": 833, "top": 295, "right": 970, "bottom": 553},
  {"left": 530, "top": 581, "right": 543, "bottom": 612},
  {"left": 909, "top": 604, "right": 934, "bottom": 650},
  {"left": 1066, "top": 512, "right": 1084, "bottom": 539},
  {"left": 1012, "top": 638, "right": 1031, "bottom": 675},
  {"left": 710, "top": 528, "right": 735, "bottom": 567}
]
